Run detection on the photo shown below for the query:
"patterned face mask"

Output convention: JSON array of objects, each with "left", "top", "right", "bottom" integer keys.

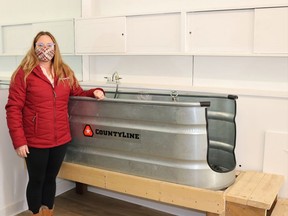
[{"left": 35, "top": 47, "right": 55, "bottom": 62}]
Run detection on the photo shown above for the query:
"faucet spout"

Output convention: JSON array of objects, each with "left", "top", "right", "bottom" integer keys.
[
  {"left": 112, "top": 71, "right": 122, "bottom": 83},
  {"left": 104, "top": 72, "right": 122, "bottom": 84}
]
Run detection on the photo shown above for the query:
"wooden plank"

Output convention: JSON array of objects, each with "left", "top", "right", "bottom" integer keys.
[
  {"left": 248, "top": 173, "right": 284, "bottom": 209},
  {"left": 271, "top": 199, "right": 288, "bottom": 216},
  {"left": 226, "top": 201, "right": 267, "bottom": 216},
  {"left": 225, "top": 171, "right": 265, "bottom": 205},
  {"left": 105, "top": 169, "right": 161, "bottom": 200},
  {"left": 159, "top": 181, "right": 224, "bottom": 214},
  {"left": 58, "top": 162, "right": 225, "bottom": 214},
  {"left": 206, "top": 213, "right": 224, "bottom": 216},
  {"left": 226, "top": 171, "right": 284, "bottom": 210},
  {"left": 58, "top": 162, "right": 106, "bottom": 188}
]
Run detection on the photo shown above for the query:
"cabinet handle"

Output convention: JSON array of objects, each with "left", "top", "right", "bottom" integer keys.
[{"left": 122, "top": 33, "right": 124, "bottom": 36}]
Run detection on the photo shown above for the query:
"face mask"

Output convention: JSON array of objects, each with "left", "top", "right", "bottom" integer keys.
[{"left": 35, "top": 47, "right": 55, "bottom": 62}]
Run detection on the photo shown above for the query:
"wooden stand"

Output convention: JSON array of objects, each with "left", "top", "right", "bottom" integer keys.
[
  {"left": 271, "top": 199, "right": 288, "bottom": 216},
  {"left": 225, "top": 171, "right": 283, "bottom": 216},
  {"left": 58, "top": 162, "right": 284, "bottom": 216}
]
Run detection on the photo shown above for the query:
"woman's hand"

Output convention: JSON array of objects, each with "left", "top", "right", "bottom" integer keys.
[
  {"left": 93, "top": 89, "right": 105, "bottom": 100},
  {"left": 16, "top": 145, "right": 29, "bottom": 158}
]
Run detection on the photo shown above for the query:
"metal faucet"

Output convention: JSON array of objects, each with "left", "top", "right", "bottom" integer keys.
[
  {"left": 104, "top": 71, "right": 122, "bottom": 84},
  {"left": 112, "top": 71, "right": 120, "bottom": 83}
]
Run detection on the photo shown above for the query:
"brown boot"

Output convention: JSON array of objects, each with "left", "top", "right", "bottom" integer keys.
[
  {"left": 41, "top": 206, "right": 54, "bottom": 216},
  {"left": 26, "top": 210, "right": 42, "bottom": 216}
]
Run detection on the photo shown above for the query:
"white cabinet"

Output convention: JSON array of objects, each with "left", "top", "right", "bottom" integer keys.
[
  {"left": 0, "top": 27, "right": 3, "bottom": 53},
  {"left": 1, "top": 7, "right": 287, "bottom": 57},
  {"left": 75, "top": 13, "right": 181, "bottom": 54},
  {"left": 1, "top": 19, "right": 75, "bottom": 55},
  {"left": 0, "top": 56, "right": 19, "bottom": 79},
  {"left": 2, "top": 24, "right": 32, "bottom": 54},
  {"left": 186, "top": 10, "right": 254, "bottom": 54},
  {"left": 126, "top": 13, "right": 181, "bottom": 53},
  {"left": 254, "top": 7, "right": 288, "bottom": 54},
  {"left": 32, "top": 20, "right": 75, "bottom": 54},
  {"left": 75, "top": 17, "right": 126, "bottom": 53}
]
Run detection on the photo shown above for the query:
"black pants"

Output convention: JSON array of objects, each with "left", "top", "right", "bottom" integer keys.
[{"left": 25, "top": 144, "right": 67, "bottom": 214}]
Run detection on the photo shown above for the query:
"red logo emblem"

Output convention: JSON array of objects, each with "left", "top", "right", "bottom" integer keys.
[{"left": 83, "top": 125, "right": 94, "bottom": 137}]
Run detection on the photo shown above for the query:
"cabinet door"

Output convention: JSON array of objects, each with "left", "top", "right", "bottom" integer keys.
[
  {"left": 186, "top": 10, "right": 253, "bottom": 54},
  {"left": 75, "top": 17, "right": 126, "bottom": 53},
  {"left": 32, "top": 20, "right": 75, "bottom": 54},
  {"left": 126, "top": 13, "right": 181, "bottom": 53},
  {"left": 254, "top": 7, "right": 288, "bottom": 54},
  {"left": 2, "top": 24, "right": 33, "bottom": 54},
  {"left": 0, "top": 27, "right": 2, "bottom": 53}
]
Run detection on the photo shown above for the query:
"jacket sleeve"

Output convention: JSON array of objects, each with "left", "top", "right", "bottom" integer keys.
[{"left": 5, "top": 68, "right": 28, "bottom": 149}]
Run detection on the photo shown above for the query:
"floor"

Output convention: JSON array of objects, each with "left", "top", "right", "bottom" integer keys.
[{"left": 16, "top": 189, "right": 174, "bottom": 216}]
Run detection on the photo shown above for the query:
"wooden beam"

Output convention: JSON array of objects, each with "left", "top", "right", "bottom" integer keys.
[
  {"left": 225, "top": 171, "right": 284, "bottom": 210},
  {"left": 206, "top": 212, "right": 225, "bottom": 216},
  {"left": 58, "top": 162, "right": 225, "bottom": 214},
  {"left": 226, "top": 201, "right": 267, "bottom": 216}
]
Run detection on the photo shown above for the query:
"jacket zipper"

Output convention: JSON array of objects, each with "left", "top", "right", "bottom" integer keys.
[{"left": 53, "top": 90, "right": 57, "bottom": 143}]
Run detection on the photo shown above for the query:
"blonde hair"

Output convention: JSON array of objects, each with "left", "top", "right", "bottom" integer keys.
[{"left": 10, "top": 31, "right": 79, "bottom": 88}]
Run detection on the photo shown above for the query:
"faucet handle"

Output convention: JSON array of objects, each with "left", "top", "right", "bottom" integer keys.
[
  {"left": 115, "top": 76, "right": 122, "bottom": 84},
  {"left": 104, "top": 76, "right": 112, "bottom": 83}
]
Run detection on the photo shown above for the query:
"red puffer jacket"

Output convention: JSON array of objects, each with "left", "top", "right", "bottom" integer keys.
[{"left": 6, "top": 65, "right": 104, "bottom": 149}]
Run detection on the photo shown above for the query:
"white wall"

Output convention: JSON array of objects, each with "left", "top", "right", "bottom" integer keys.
[
  {"left": 0, "top": 0, "right": 81, "bottom": 24},
  {"left": 0, "top": 89, "right": 27, "bottom": 216},
  {"left": 84, "top": 0, "right": 288, "bottom": 17},
  {"left": 0, "top": 0, "right": 288, "bottom": 216}
]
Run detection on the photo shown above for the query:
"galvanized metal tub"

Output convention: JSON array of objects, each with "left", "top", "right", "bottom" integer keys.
[{"left": 65, "top": 90, "right": 237, "bottom": 190}]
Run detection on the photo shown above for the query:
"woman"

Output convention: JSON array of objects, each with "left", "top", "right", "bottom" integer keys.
[{"left": 5, "top": 31, "right": 105, "bottom": 216}]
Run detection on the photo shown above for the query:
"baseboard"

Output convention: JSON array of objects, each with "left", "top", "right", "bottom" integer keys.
[
  {"left": 0, "top": 199, "right": 27, "bottom": 216},
  {"left": 56, "top": 178, "right": 75, "bottom": 196},
  {"left": 0, "top": 178, "right": 74, "bottom": 216}
]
